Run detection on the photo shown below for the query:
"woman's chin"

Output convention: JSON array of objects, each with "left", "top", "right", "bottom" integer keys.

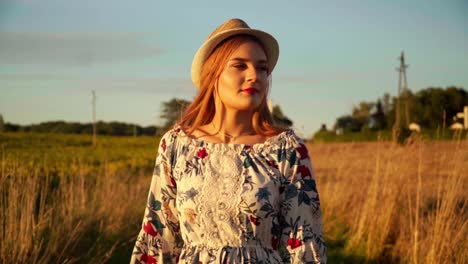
[
  {"left": 221, "top": 95, "right": 263, "bottom": 112},
  {"left": 231, "top": 103, "right": 261, "bottom": 112}
]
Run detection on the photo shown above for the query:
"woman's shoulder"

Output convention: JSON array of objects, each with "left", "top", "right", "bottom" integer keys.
[
  {"left": 160, "top": 125, "right": 182, "bottom": 138},
  {"left": 271, "top": 128, "right": 312, "bottom": 162},
  {"left": 269, "top": 127, "right": 305, "bottom": 148},
  {"left": 156, "top": 125, "right": 184, "bottom": 151}
]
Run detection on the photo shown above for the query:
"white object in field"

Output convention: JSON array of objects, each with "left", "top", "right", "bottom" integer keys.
[
  {"left": 450, "top": 122, "right": 464, "bottom": 130},
  {"left": 454, "top": 106, "right": 468, "bottom": 129},
  {"left": 409, "top": 122, "right": 421, "bottom": 133}
]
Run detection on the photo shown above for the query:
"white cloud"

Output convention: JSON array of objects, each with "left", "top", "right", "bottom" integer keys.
[
  {"left": 0, "top": 32, "right": 162, "bottom": 66},
  {"left": 0, "top": 72, "right": 195, "bottom": 95}
]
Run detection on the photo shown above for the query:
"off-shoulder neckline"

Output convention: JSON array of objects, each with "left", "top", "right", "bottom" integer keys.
[{"left": 171, "top": 125, "right": 294, "bottom": 152}]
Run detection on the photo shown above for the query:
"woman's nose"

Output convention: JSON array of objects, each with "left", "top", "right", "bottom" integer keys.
[{"left": 246, "top": 67, "right": 259, "bottom": 82}]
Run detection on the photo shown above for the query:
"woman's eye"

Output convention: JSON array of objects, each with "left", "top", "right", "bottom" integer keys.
[
  {"left": 258, "top": 65, "right": 268, "bottom": 72},
  {"left": 233, "top": 64, "right": 246, "bottom": 69}
]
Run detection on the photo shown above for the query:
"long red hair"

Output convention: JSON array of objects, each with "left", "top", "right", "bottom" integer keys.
[{"left": 177, "top": 35, "right": 287, "bottom": 137}]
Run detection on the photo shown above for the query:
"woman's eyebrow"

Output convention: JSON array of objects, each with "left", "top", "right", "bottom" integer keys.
[{"left": 229, "top": 58, "right": 268, "bottom": 64}]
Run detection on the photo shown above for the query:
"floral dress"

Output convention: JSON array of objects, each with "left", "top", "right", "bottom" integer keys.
[{"left": 131, "top": 126, "right": 326, "bottom": 264}]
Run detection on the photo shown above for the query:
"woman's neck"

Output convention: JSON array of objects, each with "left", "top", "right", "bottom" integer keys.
[{"left": 210, "top": 109, "right": 255, "bottom": 137}]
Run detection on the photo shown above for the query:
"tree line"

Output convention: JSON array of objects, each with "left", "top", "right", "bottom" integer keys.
[
  {"left": 0, "top": 120, "right": 160, "bottom": 136},
  {"left": 330, "top": 86, "right": 467, "bottom": 134},
  {"left": 0, "top": 100, "right": 293, "bottom": 136}
]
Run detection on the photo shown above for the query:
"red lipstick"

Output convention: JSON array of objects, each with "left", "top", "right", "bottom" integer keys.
[{"left": 241, "top": 88, "right": 258, "bottom": 95}]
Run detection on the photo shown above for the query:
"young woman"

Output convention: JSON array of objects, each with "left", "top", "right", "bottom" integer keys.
[{"left": 131, "top": 18, "right": 326, "bottom": 264}]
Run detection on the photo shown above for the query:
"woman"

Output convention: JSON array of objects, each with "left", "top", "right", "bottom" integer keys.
[{"left": 131, "top": 18, "right": 326, "bottom": 264}]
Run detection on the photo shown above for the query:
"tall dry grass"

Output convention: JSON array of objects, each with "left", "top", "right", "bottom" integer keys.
[
  {"left": 311, "top": 136, "right": 467, "bottom": 263},
  {"left": 0, "top": 133, "right": 155, "bottom": 263},
  {"left": 0, "top": 159, "right": 150, "bottom": 263}
]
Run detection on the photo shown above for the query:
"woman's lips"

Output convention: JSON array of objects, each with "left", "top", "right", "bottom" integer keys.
[{"left": 241, "top": 88, "right": 258, "bottom": 95}]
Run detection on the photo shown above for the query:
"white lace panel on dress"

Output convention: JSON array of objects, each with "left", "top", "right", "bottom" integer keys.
[{"left": 175, "top": 148, "right": 245, "bottom": 249}]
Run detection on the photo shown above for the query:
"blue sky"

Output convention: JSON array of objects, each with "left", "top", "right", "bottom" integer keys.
[{"left": 1, "top": 0, "right": 467, "bottom": 137}]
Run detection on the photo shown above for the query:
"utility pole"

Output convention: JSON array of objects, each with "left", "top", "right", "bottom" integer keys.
[
  {"left": 92, "top": 90, "right": 97, "bottom": 146},
  {"left": 392, "top": 51, "right": 410, "bottom": 142},
  {"left": 400, "top": 52, "right": 411, "bottom": 127}
]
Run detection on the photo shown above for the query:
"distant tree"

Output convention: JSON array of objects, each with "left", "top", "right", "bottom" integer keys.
[
  {"left": 369, "top": 100, "right": 387, "bottom": 130},
  {"left": 411, "top": 87, "right": 467, "bottom": 128},
  {"left": 271, "top": 105, "right": 293, "bottom": 127},
  {"left": 5, "top": 123, "right": 20, "bottom": 132},
  {"left": 0, "top": 114, "right": 4, "bottom": 132},
  {"left": 142, "top": 126, "right": 158, "bottom": 136},
  {"left": 160, "top": 98, "right": 191, "bottom": 131},
  {"left": 352, "top": 102, "right": 373, "bottom": 117},
  {"left": 335, "top": 115, "right": 362, "bottom": 133},
  {"left": 319, "top": 123, "right": 327, "bottom": 132},
  {"left": 352, "top": 101, "right": 374, "bottom": 128}
]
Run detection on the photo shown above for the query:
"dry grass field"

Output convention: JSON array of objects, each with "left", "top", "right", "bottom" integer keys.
[
  {"left": 0, "top": 132, "right": 466, "bottom": 263},
  {"left": 310, "top": 138, "right": 467, "bottom": 263}
]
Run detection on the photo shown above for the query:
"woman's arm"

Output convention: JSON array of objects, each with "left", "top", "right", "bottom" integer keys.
[
  {"left": 279, "top": 133, "right": 327, "bottom": 264},
  {"left": 131, "top": 133, "right": 183, "bottom": 264}
]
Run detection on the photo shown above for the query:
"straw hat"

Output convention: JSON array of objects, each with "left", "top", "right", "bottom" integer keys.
[{"left": 191, "top": 18, "right": 279, "bottom": 90}]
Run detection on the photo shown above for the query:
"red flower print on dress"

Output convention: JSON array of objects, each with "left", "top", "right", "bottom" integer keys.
[
  {"left": 249, "top": 215, "right": 261, "bottom": 226},
  {"left": 297, "top": 165, "right": 312, "bottom": 179},
  {"left": 287, "top": 238, "right": 302, "bottom": 249},
  {"left": 271, "top": 236, "right": 279, "bottom": 250},
  {"left": 161, "top": 138, "right": 167, "bottom": 152},
  {"left": 143, "top": 222, "right": 158, "bottom": 237},
  {"left": 140, "top": 253, "right": 157, "bottom": 264},
  {"left": 266, "top": 159, "right": 279, "bottom": 169},
  {"left": 197, "top": 148, "right": 208, "bottom": 159},
  {"left": 170, "top": 176, "right": 177, "bottom": 187},
  {"left": 296, "top": 143, "right": 309, "bottom": 160}
]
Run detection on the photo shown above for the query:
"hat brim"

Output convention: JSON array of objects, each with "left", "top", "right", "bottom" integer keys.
[{"left": 191, "top": 28, "right": 279, "bottom": 90}]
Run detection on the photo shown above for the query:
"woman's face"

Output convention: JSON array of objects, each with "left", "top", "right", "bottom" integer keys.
[{"left": 215, "top": 40, "right": 268, "bottom": 112}]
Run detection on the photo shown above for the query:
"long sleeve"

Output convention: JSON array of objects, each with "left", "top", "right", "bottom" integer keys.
[
  {"left": 278, "top": 133, "right": 327, "bottom": 264},
  {"left": 131, "top": 132, "right": 183, "bottom": 264}
]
